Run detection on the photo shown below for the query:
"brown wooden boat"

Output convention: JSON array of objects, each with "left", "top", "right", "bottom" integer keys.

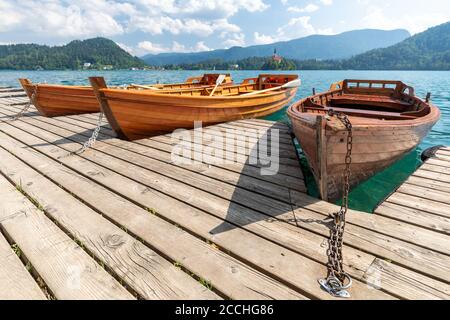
[
  {"left": 287, "top": 79, "right": 440, "bottom": 202},
  {"left": 90, "top": 74, "right": 300, "bottom": 141},
  {"left": 18, "top": 74, "right": 233, "bottom": 117}
]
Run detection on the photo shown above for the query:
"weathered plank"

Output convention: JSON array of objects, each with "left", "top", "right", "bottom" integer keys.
[
  {"left": 386, "top": 192, "right": 450, "bottom": 219},
  {"left": 0, "top": 111, "right": 392, "bottom": 300},
  {"left": 0, "top": 147, "right": 219, "bottom": 300},
  {"left": 376, "top": 201, "right": 450, "bottom": 234},
  {"left": 0, "top": 131, "right": 306, "bottom": 300},
  {"left": 406, "top": 175, "right": 450, "bottom": 193},
  {"left": 414, "top": 169, "right": 450, "bottom": 183},
  {"left": 42, "top": 112, "right": 306, "bottom": 191},
  {"left": 2, "top": 101, "right": 450, "bottom": 299},
  {"left": 0, "top": 232, "right": 46, "bottom": 300},
  {"left": 0, "top": 175, "right": 134, "bottom": 300},
  {"left": 398, "top": 183, "right": 450, "bottom": 205}
]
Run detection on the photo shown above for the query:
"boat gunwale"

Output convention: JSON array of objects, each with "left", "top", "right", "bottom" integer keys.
[{"left": 100, "top": 86, "right": 296, "bottom": 101}]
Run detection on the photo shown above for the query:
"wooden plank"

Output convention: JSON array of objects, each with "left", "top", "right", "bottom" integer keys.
[
  {"left": 387, "top": 192, "right": 450, "bottom": 219},
  {"left": 77, "top": 112, "right": 298, "bottom": 157},
  {"left": 0, "top": 109, "right": 450, "bottom": 292},
  {"left": 405, "top": 175, "right": 450, "bottom": 193},
  {"left": 10, "top": 121, "right": 446, "bottom": 299},
  {"left": 0, "top": 147, "right": 219, "bottom": 300},
  {"left": 0, "top": 132, "right": 306, "bottom": 300},
  {"left": 435, "top": 152, "right": 450, "bottom": 161},
  {"left": 421, "top": 163, "right": 450, "bottom": 175},
  {"left": 0, "top": 115, "right": 391, "bottom": 300},
  {"left": 0, "top": 232, "right": 46, "bottom": 300},
  {"left": 5, "top": 105, "right": 306, "bottom": 192},
  {"left": 77, "top": 122, "right": 298, "bottom": 164},
  {"left": 2, "top": 105, "right": 305, "bottom": 194},
  {"left": 291, "top": 191, "right": 450, "bottom": 262},
  {"left": 413, "top": 169, "right": 450, "bottom": 183},
  {"left": 398, "top": 183, "right": 450, "bottom": 205},
  {"left": 2, "top": 104, "right": 450, "bottom": 298},
  {"left": 427, "top": 157, "right": 450, "bottom": 168},
  {"left": 0, "top": 175, "right": 134, "bottom": 300},
  {"left": 3, "top": 106, "right": 450, "bottom": 278},
  {"left": 376, "top": 201, "right": 450, "bottom": 235},
  {"left": 41, "top": 111, "right": 306, "bottom": 185}
]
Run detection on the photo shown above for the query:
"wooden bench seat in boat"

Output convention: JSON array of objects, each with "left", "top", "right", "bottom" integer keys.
[
  {"left": 330, "top": 94, "right": 411, "bottom": 110},
  {"left": 304, "top": 106, "right": 418, "bottom": 120}
]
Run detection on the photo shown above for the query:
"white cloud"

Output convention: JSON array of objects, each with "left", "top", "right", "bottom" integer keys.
[
  {"left": 116, "top": 42, "right": 135, "bottom": 55},
  {"left": 360, "top": 3, "right": 449, "bottom": 34},
  {"left": 137, "top": 41, "right": 168, "bottom": 54},
  {"left": 0, "top": 0, "right": 268, "bottom": 40},
  {"left": 288, "top": 4, "right": 320, "bottom": 13},
  {"left": 253, "top": 32, "right": 275, "bottom": 45},
  {"left": 320, "top": 0, "right": 333, "bottom": 5},
  {"left": 222, "top": 33, "right": 246, "bottom": 48},
  {"left": 137, "top": 40, "right": 212, "bottom": 54},
  {"left": 277, "top": 16, "right": 316, "bottom": 39},
  {"left": 194, "top": 41, "right": 211, "bottom": 52}
]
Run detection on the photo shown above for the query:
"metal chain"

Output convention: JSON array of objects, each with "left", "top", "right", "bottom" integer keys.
[
  {"left": 10, "top": 90, "right": 36, "bottom": 121},
  {"left": 66, "top": 111, "right": 104, "bottom": 157},
  {"left": 319, "top": 108, "right": 353, "bottom": 298}
]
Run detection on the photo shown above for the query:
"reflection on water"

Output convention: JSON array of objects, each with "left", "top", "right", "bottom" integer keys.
[{"left": 1, "top": 70, "right": 449, "bottom": 212}]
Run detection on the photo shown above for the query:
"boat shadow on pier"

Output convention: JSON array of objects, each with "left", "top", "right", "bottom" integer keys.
[{"left": 207, "top": 123, "right": 334, "bottom": 236}]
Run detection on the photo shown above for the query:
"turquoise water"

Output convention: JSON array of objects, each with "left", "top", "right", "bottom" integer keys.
[{"left": 1, "top": 70, "right": 449, "bottom": 212}]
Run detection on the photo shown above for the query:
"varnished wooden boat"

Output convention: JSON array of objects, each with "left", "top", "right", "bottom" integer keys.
[
  {"left": 90, "top": 74, "right": 300, "bottom": 141},
  {"left": 287, "top": 79, "right": 440, "bottom": 202},
  {"left": 18, "top": 74, "right": 233, "bottom": 117},
  {"left": 19, "top": 79, "right": 99, "bottom": 117}
]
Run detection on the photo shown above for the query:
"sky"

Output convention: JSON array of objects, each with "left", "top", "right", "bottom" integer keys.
[{"left": 0, "top": 0, "right": 449, "bottom": 56}]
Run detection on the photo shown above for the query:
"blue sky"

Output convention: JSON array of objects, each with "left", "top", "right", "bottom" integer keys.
[{"left": 1, "top": 0, "right": 449, "bottom": 56}]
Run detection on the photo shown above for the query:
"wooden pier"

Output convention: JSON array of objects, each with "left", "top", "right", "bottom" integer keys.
[{"left": 0, "top": 89, "right": 449, "bottom": 300}]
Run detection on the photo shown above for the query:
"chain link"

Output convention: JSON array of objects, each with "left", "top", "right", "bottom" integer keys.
[
  {"left": 319, "top": 108, "right": 353, "bottom": 298},
  {"left": 10, "top": 90, "right": 36, "bottom": 121},
  {"left": 65, "top": 111, "right": 104, "bottom": 157}
]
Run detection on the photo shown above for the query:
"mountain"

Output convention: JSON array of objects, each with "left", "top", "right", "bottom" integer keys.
[
  {"left": 0, "top": 37, "right": 145, "bottom": 70},
  {"left": 341, "top": 21, "right": 450, "bottom": 70},
  {"left": 142, "top": 29, "right": 410, "bottom": 66}
]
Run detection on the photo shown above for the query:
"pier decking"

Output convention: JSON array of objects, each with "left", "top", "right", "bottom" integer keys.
[{"left": 0, "top": 90, "right": 449, "bottom": 300}]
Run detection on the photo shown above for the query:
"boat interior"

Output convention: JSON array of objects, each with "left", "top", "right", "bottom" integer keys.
[
  {"left": 128, "top": 74, "right": 234, "bottom": 90},
  {"left": 299, "top": 79, "right": 432, "bottom": 120},
  {"left": 135, "top": 74, "right": 299, "bottom": 97}
]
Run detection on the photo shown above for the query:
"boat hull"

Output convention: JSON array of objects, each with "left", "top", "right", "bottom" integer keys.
[
  {"left": 289, "top": 112, "right": 439, "bottom": 201},
  {"left": 101, "top": 88, "right": 298, "bottom": 141},
  {"left": 20, "top": 82, "right": 99, "bottom": 117}
]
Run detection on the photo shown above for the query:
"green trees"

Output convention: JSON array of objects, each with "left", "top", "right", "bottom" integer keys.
[
  {"left": 163, "top": 57, "right": 300, "bottom": 70},
  {"left": 0, "top": 38, "right": 145, "bottom": 70},
  {"left": 341, "top": 21, "right": 450, "bottom": 70}
]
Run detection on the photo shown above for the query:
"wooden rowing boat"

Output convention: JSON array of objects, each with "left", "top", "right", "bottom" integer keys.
[
  {"left": 287, "top": 79, "right": 440, "bottom": 202},
  {"left": 18, "top": 74, "right": 233, "bottom": 117},
  {"left": 90, "top": 74, "right": 300, "bottom": 141}
]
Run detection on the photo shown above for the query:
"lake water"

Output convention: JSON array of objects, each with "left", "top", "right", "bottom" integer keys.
[{"left": 0, "top": 70, "right": 449, "bottom": 212}]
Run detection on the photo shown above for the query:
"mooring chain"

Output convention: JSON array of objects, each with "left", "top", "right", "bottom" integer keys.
[
  {"left": 318, "top": 109, "right": 353, "bottom": 298},
  {"left": 10, "top": 90, "right": 36, "bottom": 121},
  {"left": 65, "top": 111, "right": 104, "bottom": 157}
]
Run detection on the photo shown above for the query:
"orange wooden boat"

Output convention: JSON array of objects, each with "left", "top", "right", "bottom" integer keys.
[
  {"left": 18, "top": 74, "right": 233, "bottom": 117},
  {"left": 287, "top": 79, "right": 440, "bottom": 202},
  {"left": 90, "top": 74, "right": 300, "bottom": 141}
]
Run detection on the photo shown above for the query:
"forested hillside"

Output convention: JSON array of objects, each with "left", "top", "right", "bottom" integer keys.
[{"left": 0, "top": 38, "right": 145, "bottom": 70}]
